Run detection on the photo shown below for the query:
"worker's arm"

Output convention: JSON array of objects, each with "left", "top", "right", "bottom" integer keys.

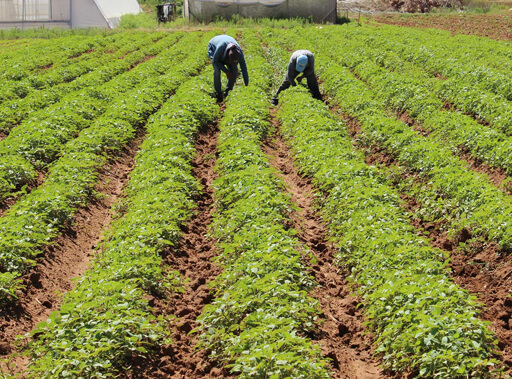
[
  {"left": 287, "top": 60, "right": 299, "bottom": 86},
  {"left": 207, "top": 42, "right": 215, "bottom": 59},
  {"left": 212, "top": 42, "right": 229, "bottom": 73},
  {"left": 239, "top": 52, "right": 249, "bottom": 86}
]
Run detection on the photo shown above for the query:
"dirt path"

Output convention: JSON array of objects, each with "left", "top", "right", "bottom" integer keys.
[
  {"left": 0, "top": 133, "right": 143, "bottom": 375},
  {"left": 262, "top": 116, "right": 383, "bottom": 379},
  {"left": 134, "top": 121, "right": 227, "bottom": 379},
  {"left": 342, "top": 112, "right": 512, "bottom": 374}
]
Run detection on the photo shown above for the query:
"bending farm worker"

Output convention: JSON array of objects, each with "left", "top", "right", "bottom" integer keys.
[
  {"left": 207, "top": 35, "right": 249, "bottom": 102},
  {"left": 271, "top": 50, "right": 322, "bottom": 105}
]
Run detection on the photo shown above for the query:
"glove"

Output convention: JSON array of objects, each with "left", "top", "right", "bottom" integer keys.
[
  {"left": 226, "top": 71, "right": 235, "bottom": 80},
  {"left": 296, "top": 74, "right": 305, "bottom": 83}
]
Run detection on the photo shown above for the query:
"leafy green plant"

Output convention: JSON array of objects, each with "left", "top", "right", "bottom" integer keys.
[
  {"left": 25, "top": 33, "right": 221, "bottom": 378},
  {"left": 275, "top": 83, "right": 499, "bottom": 377},
  {"left": 196, "top": 29, "right": 330, "bottom": 378}
]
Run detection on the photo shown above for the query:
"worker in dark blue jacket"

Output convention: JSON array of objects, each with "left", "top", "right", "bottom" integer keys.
[
  {"left": 207, "top": 35, "right": 249, "bottom": 102},
  {"left": 271, "top": 50, "right": 322, "bottom": 105}
]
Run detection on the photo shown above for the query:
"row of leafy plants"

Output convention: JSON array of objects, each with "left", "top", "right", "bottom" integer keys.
[
  {"left": 276, "top": 85, "right": 499, "bottom": 378},
  {"left": 0, "top": 31, "right": 208, "bottom": 306},
  {"left": 361, "top": 25, "right": 512, "bottom": 97},
  {"left": 0, "top": 32, "right": 185, "bottom": 201},
  {"left": 0, "top": 34, "right": 102, "bottom": 82},
  {"left": 0, "top": 39, "right": 38, "bottom": 53},
  {"left": 281, "top": 26, "right": 512, "bottom": 253},
  {"left": 259, "top": 26, "right": 501, "bottom": 376},
  {"left": 196, "top": 29, "right": 331, "bottom": 378},
  {"left": 0, "top": 31, "right": 165, "bottom": 105},
  {"left": 23, "top": 51, "right": 220, "bottom": 378},
  {"left": 326, "top": 30, "right": 512, "bottom": 180},
  {"left": 353, "top": 25, "right": 512, "bottom": 135},
  {"left": 0, "top": 31, "right": 173, "bottom": 133}
]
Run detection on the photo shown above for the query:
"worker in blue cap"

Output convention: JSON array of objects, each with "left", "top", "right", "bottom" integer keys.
[
  {"left": 207, "top": 34, "right": 249, "bottom": 102},
  {"left": 271, "top": 50, "right": 322, "bottom": 105}
]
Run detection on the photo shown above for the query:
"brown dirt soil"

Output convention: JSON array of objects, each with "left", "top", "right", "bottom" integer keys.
[
  {"left": 371, "top": 12, "right": 512, "bottom": 41},
  {"left": 450, "top": 242, "right": 512, "bottom": 375},
  {"left": 0, "top": 134, "right": 143, "bottom": 375},
  {"left": 262, "top": 115, "right": 383, "bottom": 379},
  {"left": 456, "top": 150, "right": 510, "bottom": 194},
  {"left": 342, "top": 112, "right": 512, "bottom": 374},
  {"left": 128, "top": 121, "right": 229, "bottom": 379}
]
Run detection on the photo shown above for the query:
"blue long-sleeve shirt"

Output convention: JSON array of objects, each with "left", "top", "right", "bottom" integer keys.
[{"left": 207, "top": 35, "right": 249, "bottom": 86}]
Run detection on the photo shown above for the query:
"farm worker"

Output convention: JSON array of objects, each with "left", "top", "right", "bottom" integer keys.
[
  {"left": 271, "top": 50, "right": 322, "bottom": 105},
  {"left": 207, "top": 35, "right": 249, "bottom": 102}
]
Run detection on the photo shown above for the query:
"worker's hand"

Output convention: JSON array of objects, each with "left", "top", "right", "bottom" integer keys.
[
  {"left": 296, "top": 74, "right": 305, "bottom": 83},
  {"left": 226, "top": 71, "right": 235, "bottom": 80}
]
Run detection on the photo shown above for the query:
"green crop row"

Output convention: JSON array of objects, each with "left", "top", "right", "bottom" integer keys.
[
  {"left": 349, "top": 26, "right": 512, "bottom": 134},
  {"left": 280, "top": 27, "right": 512, "bottom": 252},
  {"left": 322, "top": 61, "right": 512, "bottom": 248},
  {"left": 0, "top": 39, "right": 40, "bottom": 54},
  {"left": 24, "top": 59, "right": 219, "bottom": 379},
  {"left": 196, "top": 29, "right": 330, "bottom": 378},
  {"left": 0, "top": 35, "right": 103, "bottom": 81},
  {"left": 0, "top": 32, "right": 176, "bottom": 133},
  {"left": 277, "top": 86, "right": 499, "bottom": 378},
  {"left": 0, "top": 32, "right": 186, "bottom": 200},
  {"left": 362, "top": 25, "right": 512, "bottom": 100},
  {"left": 323, "top": 26, "right": 512, "bottom": 137},
  {"left": 328, "top": 32, "right": 512, "bottom": 178},
  {"left": 303, "top": 27, "right": 512, "bottom": 177},
  {"left": 0, "top": 32, "right": 165, "bottom": 105},
  {"left": 0, "top": 31, "right": 209, "bottom": 306}
]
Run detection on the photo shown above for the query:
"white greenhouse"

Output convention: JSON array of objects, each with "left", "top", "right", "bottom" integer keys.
[{"left": 0, "top": 0, "right": 141, "bottom": 29}]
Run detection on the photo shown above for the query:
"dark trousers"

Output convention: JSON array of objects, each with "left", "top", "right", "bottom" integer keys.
[
  {"left": 274, "top": 72, "right": 322, "bottom": 100},
  {"left": 213, "top": 64, "right": 239, "bottom": 96}
]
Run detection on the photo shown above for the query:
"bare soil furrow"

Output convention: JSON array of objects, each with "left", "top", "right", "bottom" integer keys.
[
  {"left": 262, "top": 116, "right": 382, "bottom": 379},
  {"left": 137, "top": 122, "right": 226, "bottom": 379},
  {"left": 0, "top": 132, "right": 143, "bottom": 374}
]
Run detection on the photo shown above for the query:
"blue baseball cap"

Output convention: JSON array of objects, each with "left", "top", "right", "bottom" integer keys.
[{"left": 296, "top": 55, "right": 308, "bottom": 72}]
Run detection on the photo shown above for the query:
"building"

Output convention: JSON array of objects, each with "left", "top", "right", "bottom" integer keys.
[{"left": 0, "top": 0, "right": 141, "bottom": 29}]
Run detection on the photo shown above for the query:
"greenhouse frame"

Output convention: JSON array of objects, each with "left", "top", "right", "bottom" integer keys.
[{"left": 183, "top": 0, "right": 337, "bottom": 23}]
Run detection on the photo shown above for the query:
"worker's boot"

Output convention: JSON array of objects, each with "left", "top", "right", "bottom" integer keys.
[
  {"left": 216, "top": 92, "right": 223, "bottom": 103},
  {"left": 270, "top": 97, "right": 278, "bottom": 106}
]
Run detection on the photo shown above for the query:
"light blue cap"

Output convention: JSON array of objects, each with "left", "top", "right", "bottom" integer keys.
[{"left": 296, "top": 55, "right": 308, "bottom": 72}]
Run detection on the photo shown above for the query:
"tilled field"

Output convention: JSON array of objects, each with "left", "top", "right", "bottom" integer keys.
[
  {"left": 371, "top": 11, "right": 512, "bottom": 41},
  {"left": 1, "top": 23, "right": 512, "bottom": 378}
]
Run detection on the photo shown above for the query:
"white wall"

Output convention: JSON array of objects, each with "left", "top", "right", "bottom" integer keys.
[{"left": 71, "top": 0, "right": 107, "bottom": 27}]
